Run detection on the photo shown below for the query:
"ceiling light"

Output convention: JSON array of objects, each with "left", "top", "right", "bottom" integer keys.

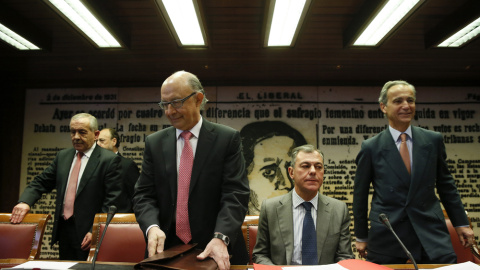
[
  {"left": 353, "top": 0, "right": 424, "bottom": 46},
  {"left": 155, "top": 0, "right": 207, "bottom": 47},
  {"left": 437, "top": 17, "right": 480, "bottom": 47},
  {"left": 0, "top": 23, "right": 40, "bottom": 50},
  {"left": 265, "top": 0, "right": 311, "bottom": 47},
  {"left": 44, "top": 0, "right": 121, "bottom": 48}
]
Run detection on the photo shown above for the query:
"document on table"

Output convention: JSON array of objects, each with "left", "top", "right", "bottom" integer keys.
[
  {"left": 283, "top": 264, "right": 348, "bottom": 270},
  {"left": 432, "top": 261, "right": 480, "bottom": 270},
  {"left": 12, "top": 261, "right": 77, "bottom": 269}
]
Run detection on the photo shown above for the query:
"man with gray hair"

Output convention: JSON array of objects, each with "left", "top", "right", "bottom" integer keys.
[
  {"left": 353, "top": 80, "right": 474, "bottom": 264},
  {"left": 11, "top": 113, "right": 125, "bottom": 260},
  {"left": 253, "top": 144, "right": 354, "bottom": 265}
]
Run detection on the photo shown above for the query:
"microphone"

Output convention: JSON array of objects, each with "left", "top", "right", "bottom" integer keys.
[
  {"left": 91, "top": 205, "right": 117, "bottom": 270},
  {"left": 378, "top": 213, "right": 418, "bottom": 270}
]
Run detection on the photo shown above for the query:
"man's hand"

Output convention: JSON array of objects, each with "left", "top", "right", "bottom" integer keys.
[
  {"left": 355, "top": 241, "right": 368, "bottom": 259},
  {"left": 147, "top": 226, "right": 166, "bottom": 257},
  {"left": 197, "top": 238, "right": 230, "bottom": 270},
  {"left": 11, "top": 203, "right": 30, "bottom": 224},
  {"left": 455, "top": 226, "right": 475, "bottom": 248},
  {"left": 81, "top": 232, "right": 92, "bottom": 251}
]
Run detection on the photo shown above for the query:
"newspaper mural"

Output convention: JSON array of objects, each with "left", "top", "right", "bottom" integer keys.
[{"left": 21, "top": 86, "right": 480, "bottom": 259}]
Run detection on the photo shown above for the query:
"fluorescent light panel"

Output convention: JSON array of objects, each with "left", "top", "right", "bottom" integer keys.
[
  {"left": 0, "top": 23, "right": 40, "bottom": 50},
  {"left": 47, "top": 0, "right": 121, "bottom": 48},
  {"left": 437, "top": 17, "right": 480, "bottom": 47},
  {"left": 354, "top": 0, "right": 422, "bottom": 46},
  {"left": 266, "top": 0, "right": 309, "bottom": 47},
  {"left": 158, "top": 0, "right": 206, "bottom": 46}
]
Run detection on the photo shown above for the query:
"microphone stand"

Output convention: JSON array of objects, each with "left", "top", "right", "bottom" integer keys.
[
  {"left": 379, "top": 213, "right": 419, "bottom": 270},
  {"left": 91, "top": 205, "right": 117, "bottom": 270}
]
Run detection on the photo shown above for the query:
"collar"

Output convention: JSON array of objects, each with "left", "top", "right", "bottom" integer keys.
[
  {"left": 389, "top": 125, "right": 412, "bottom": 142},
  {"left": 77, "top": 142, "right": 96, "bottom": 158},
  {"left": 292, "top": 188, "right": 318, "bottom": 211},
  {"left": 176, "top": 117, "right": 203, "bottom": 140}
]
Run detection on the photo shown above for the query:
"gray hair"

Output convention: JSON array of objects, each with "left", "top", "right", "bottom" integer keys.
[
  {"left": 290, "top": 144, "right": 324, "bottom": 167},
  {"left": 71, "top": 113, "right": 98, "bottom": 131},
  {"left": 378, "top": 80, "right": 416, "bottom": 105},
  {"left": 173, "top": 70, "right": 209, "bottom": 110}
]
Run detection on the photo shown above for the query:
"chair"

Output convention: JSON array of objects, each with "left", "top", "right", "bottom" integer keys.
[
  {"left": 87, "top": 213, "right": 146, "bottom": 263},
  {"left": 241, "top": 215, "right": 259, "bottom": 264},
  {"left": 443, "top": 210, "right": 480, "bottom": 263},
  {"left": 0, "top": 213, "right": 51, "bottom": 260}
]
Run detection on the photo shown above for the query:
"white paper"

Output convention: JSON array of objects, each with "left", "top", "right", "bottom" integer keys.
[
  {"left": 283, "top": 263, "right": 349, "bottom": 270},
  {"left": 432, "top": 261, "right": 480, "bottom": 270},
  {"left": 12, "top": 261, "right": 77, "bottom": 269}
]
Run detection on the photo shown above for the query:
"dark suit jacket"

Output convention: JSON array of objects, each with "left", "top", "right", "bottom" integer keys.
[
  {"left": 253, "top": 191, "right": 354, "bottom": 265},
  {"left": 19, "top": 144, "right": 125, "bottom": 245},
  {"left": 353, "top": 125, "right": 468, "bottom": 260},
  {"left": 133, "top": 119, "right": 250, "bottom": 263},
  {"left": 117, "top": 152, "right": 140, "bottom": 212}
]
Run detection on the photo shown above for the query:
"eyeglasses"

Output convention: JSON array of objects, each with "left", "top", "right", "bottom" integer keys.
[{"left": 158, "top": 91, "right": 197, "bottom": 110}]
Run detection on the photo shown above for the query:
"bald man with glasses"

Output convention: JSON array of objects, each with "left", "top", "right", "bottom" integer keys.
[{"left": 133, "top": 71, "right": 250, "bottom": 270}]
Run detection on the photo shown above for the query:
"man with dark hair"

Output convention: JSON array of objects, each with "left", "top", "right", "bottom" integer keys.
[
  {"left": 353, "top": 80, "right": 474, "bottom": 264},
  {"left": 98, "top": 127, "right": 139, "bottom": 212},
  {"left": 253, "top": 144, "right": 354, "bottom": 265},
  {"left": 133, "top": 71, "right": 250, "bottom": 270},
  {"left": 11, "top": 113, "right": 125, "bottom": 260}
]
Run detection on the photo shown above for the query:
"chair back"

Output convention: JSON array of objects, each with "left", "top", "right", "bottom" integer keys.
[
  {"left": 87, "top": 213, "right": 146, "bottom": 263},
  {"left": 0, "top": 213, "right": 51, "bottom": 260},
  {"left": 443, "top": 210, "right": 480, "bottom": 263},
  {"left": 241, "top": 215, "right": 259, "bottom": 265}
]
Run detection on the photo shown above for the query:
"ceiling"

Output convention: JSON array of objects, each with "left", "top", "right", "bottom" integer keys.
[{"left": 1, "top": 0, "right": 480, "bottom": 88}]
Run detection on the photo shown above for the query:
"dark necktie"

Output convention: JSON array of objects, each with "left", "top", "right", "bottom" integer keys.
[
  {"left": 176, "top": 131, "right": 193, "bottom": 244},
  {"left": 63, "top": 152, "right": 83, "bottom": 219},
  {"left": 302, "top": 202, "right": 317, "bottom": 265},
  {"left": 399, "top": 133, "right": 411, "bottom": 174}
]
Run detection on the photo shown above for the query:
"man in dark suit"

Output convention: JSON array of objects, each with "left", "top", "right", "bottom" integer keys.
[
  {"left": 253, "top": 144, "right": 354, "bottom": 265},
  {"left": 133, "top": 71, "right": 250, "bottom": 270},
  {"left": 98, "top": 127, "right": 140, "bottom": 211},
  {"left": 353, "top": 80, "right": 474, "bottom": 264},
  {"left": 11, "top": 113, "right": 126, "bottom": 260}
]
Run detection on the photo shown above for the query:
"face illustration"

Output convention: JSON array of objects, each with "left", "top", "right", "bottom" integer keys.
[
  {"left": 161, "top": 74, "right": 202, "bottom": 131},
  {"left": 289, "top": 150, "right": 324, "bottom": 200},
  {"left": 380, "top": 84, "right": 416, "bottom": 131},
  {"left": 248, "top": 136, "right": 294, "bottom": 206},
  {"left": 97, "top": 129, "right": 116, "bottom": 151},
  {"left": 70, "top": 117, "right": 99, "bottom": 152}
]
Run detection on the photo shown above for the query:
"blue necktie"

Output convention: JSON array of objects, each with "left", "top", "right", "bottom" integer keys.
[{"left": 302, "top": 202, "right": 317, "bottom": 265}]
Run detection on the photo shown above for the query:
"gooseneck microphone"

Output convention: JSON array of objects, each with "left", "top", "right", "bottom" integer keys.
[
  {"left": 91, "top": 205, "right": 117, "bottom": 270},
  {"left": 378, "top": 213, "right": 418, "bottom": 270}
]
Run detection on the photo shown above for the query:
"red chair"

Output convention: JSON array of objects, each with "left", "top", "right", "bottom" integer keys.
[
  {"left": 87, "top": 213, "right": 146, "bottom": 263},
  {"left": 241, "top": 215, "right": 259, "bottom": 265},
  {"left": 443, "top": 210, "right": 480, "bottom": 263},
  {"left": 0, "top": 213, "right": 51, "bottom": 260}
]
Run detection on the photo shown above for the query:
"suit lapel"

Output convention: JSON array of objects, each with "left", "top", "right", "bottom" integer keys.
[
  {"left": 189, "top": 120, "right": 216, "bottom": 194},
  {"left": 315, "top": 194, "right": 331, "bottom": 262},
  {"left": 379, "top": 131, "right": 411, "bottom": 187},
  {"left": 407, "top": 126, "right": 433, "bottom": 203},
  {"left": 277, "top": 192, "right": 294, "bottom": 264},
  {"left": 77, "top": 145, "right": 101, "bottom": 195},
  {"left": 163, "top": 128, "right": 178, "bottom": 202}
]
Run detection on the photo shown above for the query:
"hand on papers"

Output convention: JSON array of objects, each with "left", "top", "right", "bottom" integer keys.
[
  {"left": 10, "top": 203, "right": 30, "bottom": 223},
  {"left": 455, "top": 226, "right": 475, "bottom": 248},
  {"left": 355, "top": 241, "right": 368, "bottom": 259},
  {"left": 81, "top": 232, "right": 92, "bottom": 251},
  {"left": 197, "top": 238, "right": 230, "bottom": 270},
  {"left": 147, "top": 226, "right": 166, "bottom": 257}
]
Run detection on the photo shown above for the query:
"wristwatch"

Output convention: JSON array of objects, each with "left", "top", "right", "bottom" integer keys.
[{"left": 213, "top": 233, "right": 230, "bottom": 246}]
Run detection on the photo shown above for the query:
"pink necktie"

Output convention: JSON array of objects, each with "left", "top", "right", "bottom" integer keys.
[
  {"left": 399, "top": 133, "right": 411, "bottom": 174},
  {"left": 176, "top": 131, "right": 193, "bottom": 244},
  {"left": 64, "top": 152, "right": 83, "bottom": 219}
]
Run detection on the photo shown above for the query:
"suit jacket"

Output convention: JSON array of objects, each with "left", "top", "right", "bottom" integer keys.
[
  {"left": 117, "top": 152, "right": 140, "bottom": 212},
  {"left": 353, "top": 125, "right": 468, "bottom": 260},
  {"left": 253, "top": 191, "right": 354, "bottom": 265},
  {"left": 133, "top": 119, "right": 250, "bottom": 263},
  {"left": 19, "top": 144, "right": 125, "bottom": 245}
]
